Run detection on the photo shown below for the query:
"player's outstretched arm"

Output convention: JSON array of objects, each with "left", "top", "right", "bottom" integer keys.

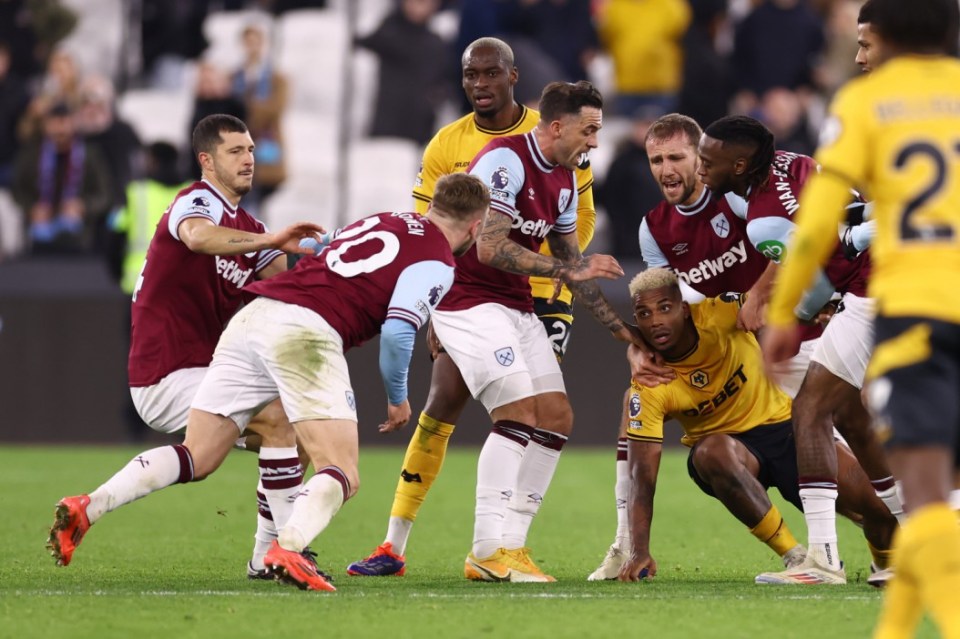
[
  {"left": 475, "top": 210, "right": 573, "bottom": 278},
  {"left": 179, "top": 218, "right": 325, "bottom": 257},
  {"left": 619, "top": 438, "right": 662, "bottom": 582},
  {"left": 546, "top": 231, "right": 643, "bottom": 346}
]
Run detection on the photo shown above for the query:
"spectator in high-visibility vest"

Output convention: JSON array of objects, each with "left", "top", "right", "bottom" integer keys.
[{"left": 111, "top": 142, "right": 189, "bottom": 295}]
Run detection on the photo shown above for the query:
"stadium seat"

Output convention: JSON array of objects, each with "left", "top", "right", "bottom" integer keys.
[
  {"left": 347, "top": 49, "right": 379, "bottom": 140},
  {"left": 202, "top": 10, "right": 274, "bottom": 73},
  {"left": 261, "top": 177, "right": 340, "bottom": 233},
  {"left": 344, "top": 138, "right": 420, "bottom": 224},
  {"left": 280, "top": 109, "right": 341, "bottom": 181},
  {"left": 275, "top": 9, "right": 349, "bottom": 115},
  {"left": 60, "top": 0, "right": 123, "bottom": 79},
  {"left": 117, "top": 89, "right": 193, "bottom": 149}
]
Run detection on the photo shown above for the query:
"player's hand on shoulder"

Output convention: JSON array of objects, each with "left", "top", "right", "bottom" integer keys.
[
  {"left": 271, "top": 221, "right": 327, "bottom": 254},
  {"left": 379, "top": 399, "right": 412, "bottom": 433},
  {"left": 628, "top": 343, "right": 676, "bottom": 387},
  {"left": 618, "top": 552, "right": 657, "bottom": 582},
  {"left": 736, "top": 292, "right": 766, "bottom": 333},
  {"left": 561, "top": 253, "right": 625, "bottom": 283}
]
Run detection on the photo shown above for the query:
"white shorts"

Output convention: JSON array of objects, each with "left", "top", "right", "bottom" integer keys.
[
  {"left": 191, "top": 297, "right": 358, "bottom": 431},
  {"left": 810, "top": 293, "right": 875, "bottom": 389},
  {"left": 130, "top": 367, "right": 207, "bottom": 434},
  {"left": 769, "top": 338, "right": 817, "bottom": 399},
  {"left": 432, "top": 303, "right": 565, "bottom": 412}
]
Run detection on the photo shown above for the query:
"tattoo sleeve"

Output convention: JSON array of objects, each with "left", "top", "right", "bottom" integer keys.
[
  {"left": 547, "top": 232, "right": 626, "bottom": 335},
  {"left": 477, "top": 211, "right": 565, "bottom": 277}
]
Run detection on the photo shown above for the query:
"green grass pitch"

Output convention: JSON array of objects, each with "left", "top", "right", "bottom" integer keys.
[{"left": 0, "top": 445, "right": 937, "bottom": 638}]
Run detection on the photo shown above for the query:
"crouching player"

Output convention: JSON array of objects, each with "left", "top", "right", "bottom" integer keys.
[{"left": 617, "top": 269, "right": 896, "bottom": 583}]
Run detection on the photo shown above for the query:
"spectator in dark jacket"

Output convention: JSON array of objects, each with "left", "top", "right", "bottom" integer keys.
[{"left": 355, "top": 0, "right": 450, "bottom": 146}]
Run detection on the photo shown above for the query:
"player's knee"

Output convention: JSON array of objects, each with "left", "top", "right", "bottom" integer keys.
[
  {"left": 538, "top": 398, "right": 573, "bottom": 436},
  {"left": 690, "top": 437, "right": 733, "bottom": 480}
]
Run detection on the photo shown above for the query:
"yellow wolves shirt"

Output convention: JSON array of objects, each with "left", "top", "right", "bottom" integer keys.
[
  {"left": 412, "top": 106, "right": 596, "bottom": 306},
  {"left": 626, "top": 297, "right": 793, "bottom": 447},
  {"left": 768, "top": 55, "right": 960, "bottom": 326}
]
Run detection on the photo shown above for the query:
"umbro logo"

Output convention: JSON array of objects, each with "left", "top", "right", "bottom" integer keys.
[
  {"left": 672, "top": 243, "right": 689, "bottom": 255},
  {"left": 400, "top": 469, "right": 422, "bottom": 483}
]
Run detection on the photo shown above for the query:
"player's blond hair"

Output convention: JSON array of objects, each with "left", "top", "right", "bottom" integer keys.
[
  {"left": 628, "top": 268, "right": 680, "bottom": 299},
  {"left": 432, "top": 173, "right": 489, "bottom": 221}
]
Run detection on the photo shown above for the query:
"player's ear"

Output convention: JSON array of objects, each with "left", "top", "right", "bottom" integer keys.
[
  {"left": 733, "top": 156, "right": 748, "bottom": 176},
  {"left": 197, "top": 151, "right": 213, "bottom": 173},
  {"left": 509, "top": 66, "right": 518, "bottom": 87},
  {"left": 682, "top": 301, "right": 690, "bottom": 318}
]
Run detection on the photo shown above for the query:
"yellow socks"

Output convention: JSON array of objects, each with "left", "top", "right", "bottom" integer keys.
[
  {"left": 389, "top": 412, "right": 455, "bottom": 521},
  {"left": 750, "top": 505, "right": 800, "bottom": 557},
  {"left": 875, "top": 503, "right": 960, "bottom": 639},
  {"left": 868, "top": 541, "right": 894, "bottom": 570}
]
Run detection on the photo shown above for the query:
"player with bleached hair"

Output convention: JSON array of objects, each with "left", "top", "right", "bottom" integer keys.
[{"left": 618, "top": 268, "right": 896, "bottom": 583}]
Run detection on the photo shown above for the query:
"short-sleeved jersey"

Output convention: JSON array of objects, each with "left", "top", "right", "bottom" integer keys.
[
  {"left": 437, "top": 132, "right": 578, "bottom": 313},
  {"left": 640, "top": 187, "right": 768, "bottom": 297},
  {"left": 413, "top": 106, "right": 595, "bottom": 306},
  {"left": 814, "top": 56, "right": 960, "bottom": 323},
  {"left": 625, "top": 297, "right": 793, "bottom": 447},
  {"left": 246, "top": 212, "right": 455, "bottom": 350},
  {"left": 730, "top": 151, "right": 870, "bottom": 297},
  {"left": 128, "top": 180, "right": 283, "bottom": 387}
]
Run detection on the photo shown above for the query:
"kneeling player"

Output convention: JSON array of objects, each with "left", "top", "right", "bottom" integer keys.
[{"left": 617, "top": 269, "right": 896, "bottom": 583}]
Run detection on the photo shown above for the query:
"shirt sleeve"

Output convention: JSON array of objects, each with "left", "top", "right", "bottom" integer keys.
[
  {"left": 378, "top": 259, "right": 455, "bottom": 404},
  {"left": 638, "top": 217, "right": 668, "bottom": 267},
  {"left": 412, "top": 131, "right": 446, "bottom": 214},
  {"left": 168, "top": 189, "right": 223, "bottom": 241},
  {"left": 384, "top": 259, "right": 456, "bottom": 330},
  {"left": 469, "top": 147, "right": 525, "bottom": 221},
  {"left": 379, "top": 318, "right": 417, "bottom": 405},
  {"left": 626, "top": 384, "right": 666, "bottom": 444},
  {"left": 814, "top": 82, "right": 873, "bottom": 186},
  {"left": 252, "top": 219, "right": 283, "bottom": 273},
  {"left": 574, "top": 163, "right": 596, "bottom": 251},
  {"left": 553, "top": 171, "right": 578, "bottom": 234}
]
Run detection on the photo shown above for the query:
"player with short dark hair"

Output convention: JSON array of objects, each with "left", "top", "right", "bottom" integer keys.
[
  {"left": 47, "top": 114, "right": 323, "bottom": 575},
  {"left": 763, "top": 0, "right": 960, "bottom": 632},
  {"left": 426, "top": 79, "right": 640, "bottom": 582},
  {"left": 618, "top": 268, "right": 895, "bottom": 584},
  {"left": 48, "top": 172, "right": 489, "bottom": 591},
  {"left": 348, "top": 37, "right": 600, "bottom": 578}
]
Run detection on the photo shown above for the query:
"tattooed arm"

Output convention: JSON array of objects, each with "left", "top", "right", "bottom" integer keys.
[
  {"left": 547, "top": 231, "right": 644, "bottom": 346},
  {"left": 179, "top": 218, "right": 325, "bottom": 257}
]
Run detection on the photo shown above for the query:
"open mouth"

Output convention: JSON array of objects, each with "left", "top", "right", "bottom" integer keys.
[
  {"left": 651, "top": 329, "right": 671, "bottom": 345},
  {"left": 474, "top": 93, "right": 494, "bottom": 109},
  {"left": 661, "top": 178, "right": 684, "bottom": 198}
]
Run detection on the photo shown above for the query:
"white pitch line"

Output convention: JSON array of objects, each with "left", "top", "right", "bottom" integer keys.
[{"left": 10, "top": 590, "right": 880, "bottom": 601}]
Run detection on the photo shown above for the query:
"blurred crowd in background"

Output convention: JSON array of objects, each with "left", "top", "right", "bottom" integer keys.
[{"left": 0, "top": 0, "right": 868, "bottom": 281}]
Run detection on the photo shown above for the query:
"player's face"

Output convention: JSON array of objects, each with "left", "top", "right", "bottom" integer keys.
[
  {"left": 462, "top": 47, "right": 517, "bottom": 119},
  {"left": 646, "top": 133, "right": 701, "bottom": 206},
  {"left": 855, "top": 23, "right": 883, "bottom": 73},
  {"left": 208, "top": 130, "right": 255, "bottom": 196},
  {"left": 552, "top": 106, "right": 602, "bottom": 170},
  {"left": 633, "top": 287, "right": 690, "bottom": 356},
  {"left": 697, "top": 134, "right": 741, "bottom": 195}
]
